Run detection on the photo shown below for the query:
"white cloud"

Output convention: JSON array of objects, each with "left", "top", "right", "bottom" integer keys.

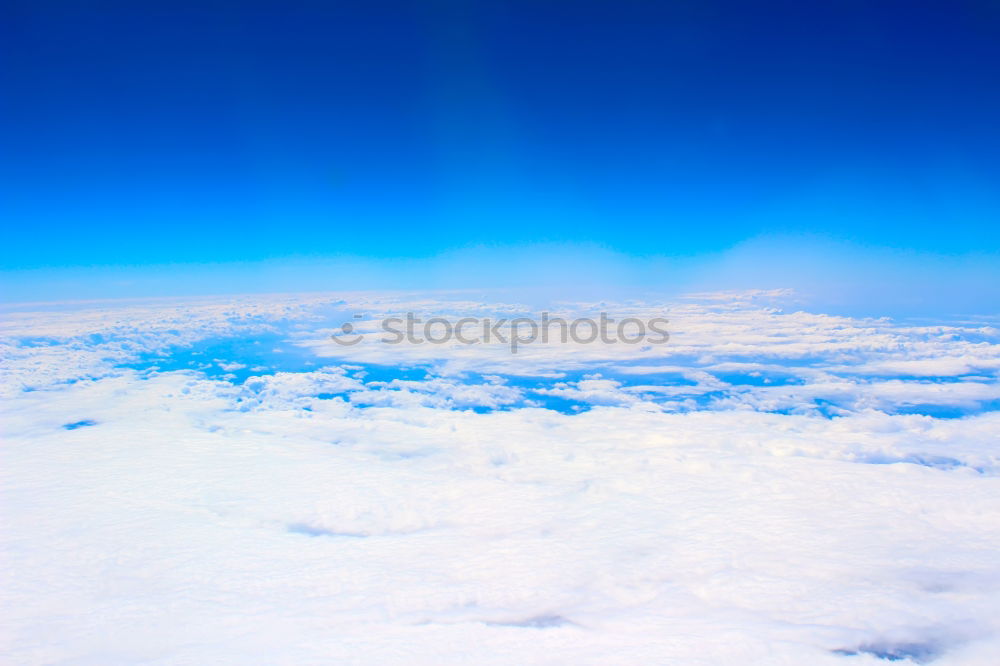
[{"left": 2, "top": 290, "right": 1000, "bottom": 663}]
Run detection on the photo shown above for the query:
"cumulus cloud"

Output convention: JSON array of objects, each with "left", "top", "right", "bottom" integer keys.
[{"left": 2, "top": 290, "right": 999, "bottom": 663}]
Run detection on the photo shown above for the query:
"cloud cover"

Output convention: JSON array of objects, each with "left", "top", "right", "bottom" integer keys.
[{"left": 2, "top": 290, "right": 1000, "bottom": 664}]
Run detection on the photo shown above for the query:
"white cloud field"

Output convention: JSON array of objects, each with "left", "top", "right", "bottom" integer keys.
[{"left": 2, "top": 289, "right": 1000, "bottom": 664}]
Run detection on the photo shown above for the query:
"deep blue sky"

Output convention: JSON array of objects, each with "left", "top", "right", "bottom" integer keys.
[{"left": 2, "top": 0, "right": 999, "bottom": 272}]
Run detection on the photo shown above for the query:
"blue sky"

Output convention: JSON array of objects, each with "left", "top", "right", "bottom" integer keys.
[{"left": 2, "top": 0, "right": 999, "bottom": 306}]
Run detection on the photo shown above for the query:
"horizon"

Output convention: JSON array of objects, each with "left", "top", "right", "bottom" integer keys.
[
  {"left": 3, "top": 0, "right": 999, "bottom": 310},
  {"left": 4, "top": 3, "right": 1000, "bottom": 664}
]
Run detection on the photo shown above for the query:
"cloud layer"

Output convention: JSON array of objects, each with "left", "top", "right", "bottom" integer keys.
[{"left": 2, "top": 290, "right": 1000, "bottom": 664}]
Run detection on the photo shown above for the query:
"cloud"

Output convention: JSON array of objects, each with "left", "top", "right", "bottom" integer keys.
[{"left": 2, "top": 290, "right": 1000, "bottom": 663}]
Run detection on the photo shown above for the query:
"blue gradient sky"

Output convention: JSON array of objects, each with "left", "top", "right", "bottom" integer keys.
[{"left": 2, "top": 1, "right": 999, "bottom": 306}]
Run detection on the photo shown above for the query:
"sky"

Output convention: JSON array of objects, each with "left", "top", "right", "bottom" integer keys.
[
  {"left": 4, "top": 5, "right": 1000, "bottom": 659},
  {"left": 2, "top": 0, "right": 999, "bottom": 306}
]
